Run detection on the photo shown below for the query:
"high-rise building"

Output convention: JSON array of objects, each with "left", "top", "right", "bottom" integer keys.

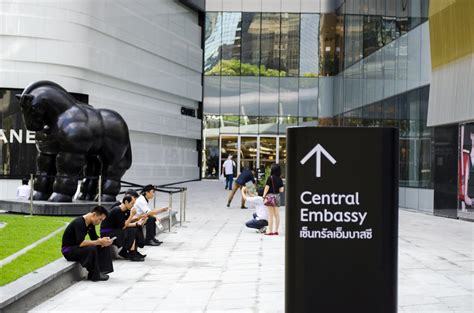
[{"left": 202, "top": 0, "right": 449, "bottom": 217}]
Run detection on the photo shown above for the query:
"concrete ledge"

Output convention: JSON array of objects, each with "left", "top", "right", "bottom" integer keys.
[
  {"left": 0, "top": 258, "right": 86, "bottom": 313},
  {"left": 0, "top": 210, "right": 180, "bottom": 312},
  {"left": 0, "top": 200, "right": 115, "bottom": 216}
]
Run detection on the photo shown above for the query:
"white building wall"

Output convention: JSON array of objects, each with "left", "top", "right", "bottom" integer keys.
[{"left": 0, "top": 0, "right": 203, "bottom": 194}]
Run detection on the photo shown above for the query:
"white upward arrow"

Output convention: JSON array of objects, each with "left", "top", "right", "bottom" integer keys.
[{"left": 300, "top": 144, "right": 337, "bottom": 178}]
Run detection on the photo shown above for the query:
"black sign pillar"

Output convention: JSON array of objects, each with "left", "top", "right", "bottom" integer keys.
[{"left": 285, "top": 127, "right": 398, "bottom": 313}]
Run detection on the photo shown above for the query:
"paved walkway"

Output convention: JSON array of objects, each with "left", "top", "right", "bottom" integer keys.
[{"left": 31, "top": 181, "right": 473, "bottom": 313}]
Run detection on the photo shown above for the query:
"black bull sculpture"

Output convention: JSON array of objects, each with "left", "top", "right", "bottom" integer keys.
[{"left": 16, "top": 81, "right": 132, "bottom": 202}]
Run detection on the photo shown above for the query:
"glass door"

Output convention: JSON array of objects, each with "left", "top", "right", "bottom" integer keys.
[
  {"left": 220, "top": 136, "right": 238, "bottom": 177},
  {"left": 259, "top": 137, "right": 277, "bottom": 179},
  {"left": 278, "top": 137, "right": 287, "bottom": 178},
  {"left": 240, "top": 137, "right": 258, "bottom": 173}
]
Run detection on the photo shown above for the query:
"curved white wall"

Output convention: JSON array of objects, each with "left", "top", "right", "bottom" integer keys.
[{"left": 0, "top": 0, "right": 203, "bottom": 187}]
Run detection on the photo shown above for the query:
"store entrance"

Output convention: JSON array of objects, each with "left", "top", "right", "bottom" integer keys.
[{"left": 218, "top": 135, "right": 286, "bottom": 181}]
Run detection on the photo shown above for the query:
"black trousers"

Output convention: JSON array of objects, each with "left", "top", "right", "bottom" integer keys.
[
  {"left": 63, "top": 246, "right": 113, "bottom": 280},
  {"left": 102, "top": 227, "right": 145, "bottom": 251},
  {"left": 145, "top": 216, "right": 157, "bottom": 241}
]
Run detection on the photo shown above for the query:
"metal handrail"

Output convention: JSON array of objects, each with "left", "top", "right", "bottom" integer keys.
[{"left": 120, "top": 180, "right": 188, "bottom": 231}]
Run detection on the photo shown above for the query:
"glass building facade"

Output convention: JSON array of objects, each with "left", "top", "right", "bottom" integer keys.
[{"left": 203, "top": 0, "right": 430, "bottom": 189}]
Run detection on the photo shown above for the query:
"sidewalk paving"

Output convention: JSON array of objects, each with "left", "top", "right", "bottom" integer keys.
[{"left": 30, "top": 181, "right": 473, "bottom": 313}]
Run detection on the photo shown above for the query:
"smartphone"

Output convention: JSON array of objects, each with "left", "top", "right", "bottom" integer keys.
[{"left": 110, "top": 236, "right": 117, "bottom": 241}]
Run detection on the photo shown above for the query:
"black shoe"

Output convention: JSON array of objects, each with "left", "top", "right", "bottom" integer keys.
[
  {"left": 128, "top": 253, "right": 145, "bottom": 262},
  {"left": 145, "top": 240, "right": 161, "bottom": 246},
  {"left": 152, "top": 238, "right": 163, "bottom": 244},
  {"left": 227, "top": 202, "right": 230, "bottom": 207},
  {"left": 136, "top": 251, "right": 147, "bottom": 258},
  {"left": 89, "top": 273, "right": 109, "bottom": 281},
  {"left": 240, "top": 206, "right": 248, "bottom": 209},
  {"left": 118, "top": 249, "right": 129, "bottom": 259}
]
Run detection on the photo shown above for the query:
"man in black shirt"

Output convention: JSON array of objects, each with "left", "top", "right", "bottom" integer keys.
[
  {"left": 227, "top": 168, "right": 256, "bottom": 209},
  {"left": 61, "top": 206, "right": 114, "bottom": 281},
  {"left": 101, "top": 196, "right": 146, "bottom": 261}
]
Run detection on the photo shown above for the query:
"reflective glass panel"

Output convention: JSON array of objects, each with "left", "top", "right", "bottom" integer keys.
[
  {"left": 203, "top": 134, "right": 219, "bottom": 178},
  {"left": 0, "top": 89, "right": 37, "bottom": 178},
  {"left": 241, "top": 13, "right": 261, "bottom": 76},
  {"left": 260, "top": 13, "right": 281, "bottom": 76},
  {"left": 299, "top": 78, "right": 319, "bottom": 117},
  {"left": 239, "top": 116, "right": 259, "bottom": 134},
  {"left": 204, "top": 13, "right": 222, "bottom": 75},
  {"left": 240, "top": 77, "right": 259, "bottom": 116},
  {"left": 279, "top": 78, "right": 299, "bottom": 116},
  {"left": 300, "top": 14, "right": 320, "bottom": 77},
  {"left": 259, "top": 77, "right": 279, "bottom": 116},
  {"left": 278, "top": 116, "right": 298, "bottom": 134},
  {"left": 221, "top": 77, "right": 240, "bottom": 115},
  {"left": 203, "top": 76, "right": 220, "bottom": 114},
  {"left": 259, "top": 117, "right": 278, "bottom": 134},
  {"left": 280, "top": 13, "right": 300, "bottom": 77},
  {"left": 320, "top": 13, "right": 338, "bottom": 76},
  {"left": 220, "top": 116, "right": 240, "bottom": 134},
  {"left": 221, "top": 12, "right": 242, "bottom": 76}
]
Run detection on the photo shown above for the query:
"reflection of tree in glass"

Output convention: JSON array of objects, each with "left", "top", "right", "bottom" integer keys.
[{"left": 206, "top": 59, "right": 286, "bottom": 77}]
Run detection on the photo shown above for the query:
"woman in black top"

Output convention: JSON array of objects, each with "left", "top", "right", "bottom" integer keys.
[{"left": 263, "top": 163, "right": 284, "bottom": 235}]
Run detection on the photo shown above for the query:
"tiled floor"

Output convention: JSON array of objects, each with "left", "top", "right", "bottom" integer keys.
[{"left": 30, "top": 181, "right": 473, "bottom": 312}]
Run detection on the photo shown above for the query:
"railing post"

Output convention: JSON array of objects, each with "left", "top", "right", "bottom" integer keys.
[
  {"left": 98, "top": 175, "right": 102, "bottom": 206},
  {"left": 168, "top": 193, "right": 172, "bottom": 232},
  {"left": 183, "top": 189, "right": 187, "bottom": 222},
  {"left": 29, "top": 173, "right": 34, "bottom": 216},
  {"left": 179, "top": 189, "right": 183, "bottom": 227}
]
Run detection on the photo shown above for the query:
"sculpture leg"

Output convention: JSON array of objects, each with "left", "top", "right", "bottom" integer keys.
[
  {"left": 33, "top": 153, "right": 57, "bottom": 200},
  {"left": 49, "top": 152, "right": 86, "bottom": 202},
  {"left": 100, "top": 163, "right": 127, "bottom": 203},
  {"left": 77, "top": 156, "right": 101, "bottom": 201}
]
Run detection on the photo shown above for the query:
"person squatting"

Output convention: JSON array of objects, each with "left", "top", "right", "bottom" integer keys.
[{"left": 61, "top": 184, "right": 168, "bottom": 281}]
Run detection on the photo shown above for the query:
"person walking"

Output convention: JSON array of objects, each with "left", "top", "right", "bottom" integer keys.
[
  {"left": 222, "top": 155, "right": 236, "bottom": 190},
  {"left": 263, "top": 163, "right": 284, "bottom": 235}
]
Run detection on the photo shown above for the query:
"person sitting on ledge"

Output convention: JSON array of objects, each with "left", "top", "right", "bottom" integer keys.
[
  {"left": 133, "top": 184, "right": 168, "bottom": 246},
  {"left": 61, "top": 206, "right": 114, "bottom": 281},
  {"left": 100, "top": 196, "right": 147, "bottom": 262}
]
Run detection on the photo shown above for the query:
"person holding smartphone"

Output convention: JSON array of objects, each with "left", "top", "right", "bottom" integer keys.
[
  {"left": 101, "top": 196, "right": 147, "bottom": 262},
  {"left": 133, "top": 185, "right": 168, "bottom": 246},
  {"left": 61, "top": 206, "right": 114, "bottom": 281}
]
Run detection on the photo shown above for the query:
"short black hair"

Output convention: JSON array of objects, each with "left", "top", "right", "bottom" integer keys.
[
  {"left": 22, "top": 179, "right": 29, "bottom": 185},
  {"left": 122, "top": 196, "right": 133, "bottom": 204},
  {"left": 270, "top": 163, "right": 281, "bottom": 177},
  {"left": 142, "top": 184, "right": 154, "bottom": 194},
  {"left": 125, "top": 189, "right": 139, "bottom": 198},
  {"left": 90, "top": 205, "right": 108, "bottom": 217}
]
